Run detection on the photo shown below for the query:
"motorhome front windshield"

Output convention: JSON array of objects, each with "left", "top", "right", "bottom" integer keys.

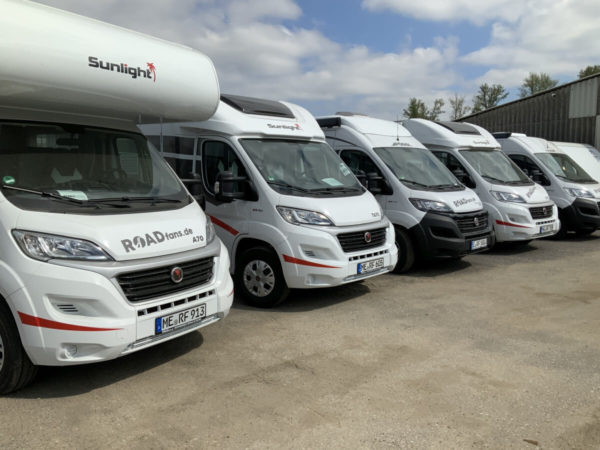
[
  {"left": 460, "top": 148, "right": 532, "bottom": 185},
  {"left": 535, "top": 152, "right": 596, "bottom": 183},
  {"left": 240, "top": 139, "right": 364, "bottom": 197},
  {"left": 0, "top": 121, "right": 189, "bottom": 214},
  {"left": 374, "top": 146, "right": 462, "bottom": 191}
]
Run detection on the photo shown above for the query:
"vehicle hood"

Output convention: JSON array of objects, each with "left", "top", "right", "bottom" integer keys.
[
  {"left": 14, "top": 202, "right": 208, "bottom": 261},
  {"left": 498, "top": 183, "right": 551, "bottom": 204}
]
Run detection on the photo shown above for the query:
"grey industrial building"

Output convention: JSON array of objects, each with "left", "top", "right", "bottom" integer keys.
[{"left": 459, "top": 73, "right": 600, "bottom": 149}]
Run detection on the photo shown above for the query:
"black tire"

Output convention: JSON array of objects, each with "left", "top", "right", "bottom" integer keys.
[
  {"left": 393, "top": 227, "right": 415, "bottom": 273},
  {"left": 0, "top": 302, "right": 38, "bottom": 394},
  {"left": 235, "top": 247, "right": 289, "bottom": 308},
  {"left": 575, "top": 228, "right": 596, "bottom": 236},
  {"left": 513, "top": 240, "right": 532, "bottom": 246}
]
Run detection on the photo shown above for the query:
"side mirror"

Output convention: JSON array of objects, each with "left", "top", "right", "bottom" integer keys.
[
  {"left": 530, "top": 169, "right": 550, "bottom": 186},
  {"left": 355, "top": 169, "right": 368, "bottom": 187},
  {"left": 366, "top": 172, "right": 383, "bottom": 195},
  {"left": 452, "top": 168, "right": 475, "bottom": 188},
  {"left": 182, "top": 175, "right": 205, "bottom": 210},
  {"left": 214, "top": 171, "right": 247, "bottom": 202}
]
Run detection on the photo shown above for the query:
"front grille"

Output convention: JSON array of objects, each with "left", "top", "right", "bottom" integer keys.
[
  {"left": 117, "top": 257, "right": 214, "bottom": 302},
  {"left": 337, "top": 227, "right": 386, "bottom": 253},
  {"left": 454, "top": 212, "right": 489, "bottom": 234},
  {"left": 529, "top": 205, "right": 553, "bottom": 220}
]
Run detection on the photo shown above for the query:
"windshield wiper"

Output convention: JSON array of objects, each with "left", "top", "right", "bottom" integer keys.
[
  {"left": 400, "top": 179, "right": 429, "bottom": 188},
  {"left": 309, "top": 186, "right": 362, "bottom": 194},
  {"left": 266, "top": 181, "right": 311, "bottom": 193},
  {"left": 431, "top": 183, "right": 463, "bottom": 190},
  {"left": 0, "top": 184, "right": 108, "bottom": 207},
  {"left": 481, "top": 174, "right": 508, "bottom": 184},
  {"left": 95, "top": 196, "right": 182, "bottom": 205}
]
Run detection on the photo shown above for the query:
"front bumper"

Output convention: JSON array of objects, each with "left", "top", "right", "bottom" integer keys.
[
  {"left": 410, "top": 210, "right": 495, "bottom": 259},
  {"left": 492, "top": 202, "right": 560, "bottom": 242},
  {"left": 12, "top": 240, "right": 233, "bottom": 366},
  {"left": 276, "top": 220, "right": 398, "bottom": 289},
  {"left": 559, "top": 198, "right": 600, "bottom": 232}
]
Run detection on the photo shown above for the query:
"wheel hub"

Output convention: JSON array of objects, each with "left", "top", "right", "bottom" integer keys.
[{"left": 243, "top": 259, "right": 275, "bottom": 297}]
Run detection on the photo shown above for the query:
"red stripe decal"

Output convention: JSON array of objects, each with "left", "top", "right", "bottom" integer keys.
[
  {"left": 18, "top": 312, "right": 121, "bottom": 332},
  {"left": 283, "top": 254, "right": 341, "bottom": 269},
  {"left": 495, "top": 220, "right": 531, "bottom": 229},
  {"left": 210, "top": 216, "right": 239, "bottom": 236}
]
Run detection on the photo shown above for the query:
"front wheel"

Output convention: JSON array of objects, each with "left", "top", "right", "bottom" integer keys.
[
  {"left": 393, "top": 228, "right": 415, "bottom": 273},
  {"left": 0, "top": 302, "right": 38, "bottom": 394},
  {"left": 235, "top": 247, "right": 289, "bottom": 308}
]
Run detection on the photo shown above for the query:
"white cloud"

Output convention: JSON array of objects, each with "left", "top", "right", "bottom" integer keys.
[{"left": 462, "top": 0, "right": 600, "bottom": 85}]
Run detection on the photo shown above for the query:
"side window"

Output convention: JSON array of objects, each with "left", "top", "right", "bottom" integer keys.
[
  {"left": 433, "top": 151, "right": 475, "bottom": 188},
  {"left": 202, "top": 141, "right": 248, "bottom": 195},
  {"left": 339, "top": 149, "right": 382, "bottom": 177},
  {"left": 509, "top": 154, "right": 549, "bottom": 185}
]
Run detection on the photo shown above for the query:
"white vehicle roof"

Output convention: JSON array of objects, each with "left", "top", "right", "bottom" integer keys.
[
  {"left": 403, "top": 118, "right": 499, "bottom": 149},
  {"left": 553, "top": 141, "right": 600, "bottom": 182},
  {"left": 0, "top": 0, "right": 220, "bottom": 130},
  {"left": 317, "top": 114, "right": 426, "bottom": 149},
  {"left": 162, "top": 94, "right": 325, "bottom": 140},
  {"left": 493, "top": 132, "right": 564, "bottom": 154}
]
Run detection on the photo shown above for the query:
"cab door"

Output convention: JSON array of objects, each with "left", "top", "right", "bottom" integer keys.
[{"left": 200, "top": 139, "right": 255, "bottom": 253}]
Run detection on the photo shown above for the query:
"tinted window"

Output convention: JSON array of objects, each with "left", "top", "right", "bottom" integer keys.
[{"left": 202, "top": 141, "right": 247, "bottom": 195}]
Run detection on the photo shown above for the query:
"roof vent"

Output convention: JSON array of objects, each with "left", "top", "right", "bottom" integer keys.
[
  {"left": 335, "top": 111, "right": 368, "bottom": 117},
  {"left": 316, "top": 117, "right": 342, "bottom": 128},
  {"left": 491, "top": 132, "right": 512, "bottom": 139},
  {"left": 221, "top": 94, "right": 295, "bottom": 118},
  {"left": 436, "top": 121, "right": 481, "bottom": 135}
]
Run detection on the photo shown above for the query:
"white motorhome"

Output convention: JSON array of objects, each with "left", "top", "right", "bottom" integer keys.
[
  {"left": 403, "top": 120, "right": 559, "bottom": 243},
  {"left": 317, "top": 114, "right": 494, "bottom": 272},
  {"left": 552, "top": 141, "right": 600, "bottom": 184},
  {"left": 0, "top": 0, "right": 233, "bottom": 393},
  {"left": 495, "top": 133, "right": 600, "bottom": 236},
  {"left": 141, "top": 95, "right": 398, "bottom": 308}
]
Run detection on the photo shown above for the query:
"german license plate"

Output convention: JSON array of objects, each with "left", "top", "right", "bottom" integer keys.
[
  {"left": 539, "top": 224, "right": 553, "bottom": 233},
  {"left": 470, "top": 238, "right": 488, "bottom": 250},
  {"left": 155, "top": 304, "right": 206, "bottom": 334},
  {"left": 357, "top": 257, "right": 384, "bottom": 274}
]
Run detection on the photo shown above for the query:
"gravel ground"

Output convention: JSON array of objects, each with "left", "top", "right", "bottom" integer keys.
[{"left": 1, "top": 233, "right": 599, "bottom": 449}]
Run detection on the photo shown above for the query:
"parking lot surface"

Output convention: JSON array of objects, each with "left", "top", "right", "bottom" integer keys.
[{"left": 1, "top": 234, "right": 600, "bottom": 449}]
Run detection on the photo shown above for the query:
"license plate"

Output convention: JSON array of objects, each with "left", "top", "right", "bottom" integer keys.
[
  {"left": 155, "top": 304, "right": 206, "bottom": 334},
  {"left": 470, "top": 238, "right": 488, "bottom": 250},
  {"left": 539, "top": 224, "right": 553, "bottom": 233},
  {"left": 357, "top": 257, "right": 384, "bottom": 274}
]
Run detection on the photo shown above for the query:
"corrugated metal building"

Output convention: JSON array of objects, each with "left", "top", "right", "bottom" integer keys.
[{"left": 458, "top": 73, "right": 600, "bottom": 148}]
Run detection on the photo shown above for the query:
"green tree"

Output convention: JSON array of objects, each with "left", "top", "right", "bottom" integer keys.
[
  {"left": 519, "top": 72, "right": 558, "bottom": 98},
  {"left": 402, "top": 97, "right": 445, "bottom": 120},
  {"left": 472, "top": 83, "right": 508, "bottom": 113},
  {"left": 448, "top": 94, "right": 471, "bottom": 120},
  {"left": 578, "top": 65, "right": 600, "bottom": 79}
]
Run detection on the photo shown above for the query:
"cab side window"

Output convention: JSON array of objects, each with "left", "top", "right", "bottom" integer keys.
[
  {"left": 432, "top": 151, "right": 475, "bottom": 188},
  {"left": 509, "top": 154, "right": 550, "bottom": 185},
  {"left": 202, "top": 141, "right": 248, "bottom": 195},
  {"left": 339, "top": 149, "right": 383, "bottom": 177}
]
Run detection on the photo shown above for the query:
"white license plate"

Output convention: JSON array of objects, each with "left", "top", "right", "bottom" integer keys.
[
  {"left": 470, "top": 238, "right": 488, "bottom": 250},
  {"left": 357, "top": 257, "right": 384, "bottom": 274},
  {"left": 539, "top": 224, "right": 553, "bottom": 233},
  {"left": 155, "top": 304, "right": 206, "bottom": 334}
]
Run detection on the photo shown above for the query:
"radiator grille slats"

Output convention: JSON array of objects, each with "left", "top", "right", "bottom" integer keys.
[
  {"left": 529, "top": 206, "right": 554, "bottom": 220},
  {"left": 454, "top": 212, "right": 489, "bottom": 234},
  {"left": 337, "top": 227, "right": 386, "bottom": 253},
  {"left": 117, "top": 257, "right": 214, "bottom": 302}
]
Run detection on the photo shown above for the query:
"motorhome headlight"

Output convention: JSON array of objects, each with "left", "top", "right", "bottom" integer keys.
[
  {"left": 12, "top": 230, "right": 112, "bottom": 262},
  {"left": 205, "top": 219, "right": 216, "bottom": 244},
  {"left": 564, "top": 187, "right": 594, "bottom": 198},
  {"left": 276, "top": 206, "right": 334, "bottom": 226},
  {"left": 490, "top": 190, "right": 526, "bottom": 203},
  {"left": 409, "top": 198, "right": 452, "bottom": 213}
]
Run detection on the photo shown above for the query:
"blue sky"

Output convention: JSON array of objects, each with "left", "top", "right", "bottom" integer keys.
[{"left": 36, "top": 0, "right": 600, "bottom": 120}]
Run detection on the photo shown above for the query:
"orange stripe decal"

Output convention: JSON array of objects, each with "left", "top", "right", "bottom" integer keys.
[
  {"left": 210, "top": 216, "right": 239, "bottom": 236},
  {"left": 18, "top": 312, "right": 121, "bottom": 332},
  {"left": 282, "top": 254, "right": 340, "bottom": 269}
]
